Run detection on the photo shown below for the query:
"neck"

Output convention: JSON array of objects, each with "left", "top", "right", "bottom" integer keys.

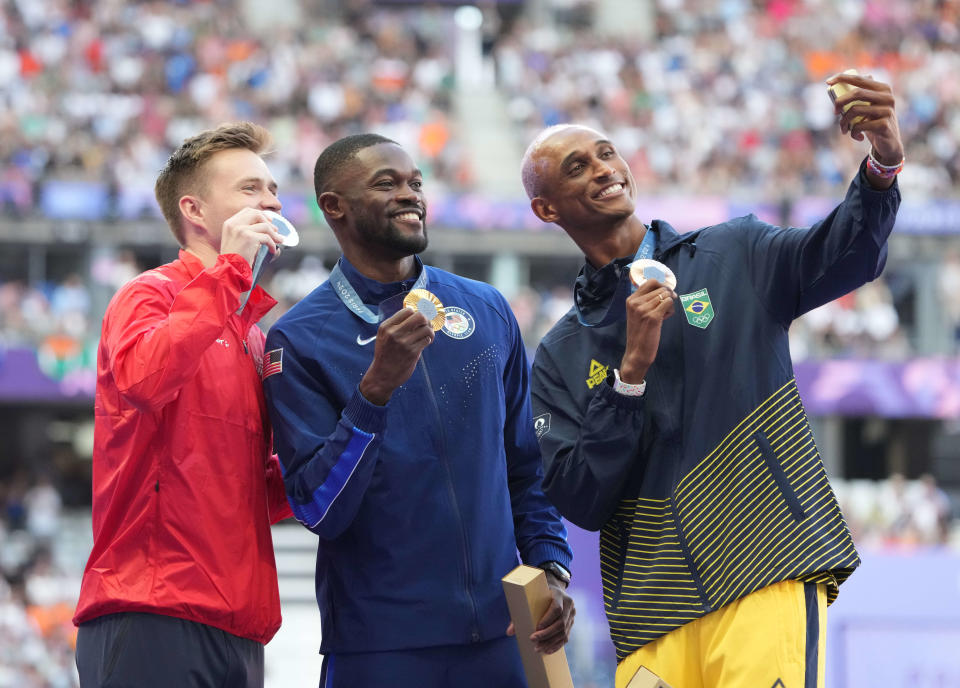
[
  {"left": 574, "top": 215, "right": 648, "bottom": 269},
  {"left": 344, "top": 252, "right": 418, "bottom": 283},
  {"left": 183, "top": 241, "right": 220, "bottom": 269}
]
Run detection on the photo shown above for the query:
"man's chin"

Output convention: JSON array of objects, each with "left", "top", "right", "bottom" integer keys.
[
  {"left": 601, "top": 203, "right": 636, "bottom": 221},
  {"left": 386, "top": 233, "right": 428, "bottom": 256}
]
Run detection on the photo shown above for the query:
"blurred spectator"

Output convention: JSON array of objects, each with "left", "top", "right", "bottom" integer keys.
[
  {"left": 23, "top": 474, "right": 61, "bottom": 544},
  {"left": 836, "top": 473, "right": 957, "bottom": 550},
  {"left": 789, "top": 275, "right": 911, "bottom": 360},
  {"left": 258, "top": 254, "right": 331, "bottom": 333},
  {"left": 938, "top": 249, "right": 960, "bottom": 352},
  {"left": 0, "top": 273, "right": 100, "bottom": 395},
  {"left": 0, "top": 474, "right": 79, "bottom": 688}
]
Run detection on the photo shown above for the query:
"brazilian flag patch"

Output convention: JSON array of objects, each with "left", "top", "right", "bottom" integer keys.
[{"left": 680, "top": 288, "right": 715, "bottom": 329}]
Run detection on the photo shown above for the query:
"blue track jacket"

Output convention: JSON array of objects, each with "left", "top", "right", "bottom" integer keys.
[
  {"left": 264, "top": 257, "right": 571, "bottom": 654},
  {"left": 531, "top": 164, "right": 900, "bottom": 660}
]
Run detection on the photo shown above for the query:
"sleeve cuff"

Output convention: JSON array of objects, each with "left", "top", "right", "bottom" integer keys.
[
  {"left": 527, "top": 542, "right": 573, "bottom": 571},
  {"left": 218, "top": 253, "right": 254, "bottom": 285},
  {"left": 857, "top": 158, "right": 901, "bottom": 195},
  {"left": 344, "top": 387, "right": 389, "bottom": 434}
]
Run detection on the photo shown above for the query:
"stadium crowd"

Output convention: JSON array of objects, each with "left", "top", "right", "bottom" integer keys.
[
  {"left": 0, "top": 0, "right": 958, "bottom": 215},
  {"left": 1, "top": 0, "right": 959, "bottom": 685},
  {"left": 0, "top": 0, "right": 468, "bottom": 220},
  {"left": 1, "top": 0, "right": 957, "bottom": 359}
]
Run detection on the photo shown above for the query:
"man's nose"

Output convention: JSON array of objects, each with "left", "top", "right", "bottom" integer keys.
[
  {"left": 594, "top": 160, "right": 615, "bottom": 178},
  {"left": 262, "top": 188, "right": 282, "bottom": 211}
]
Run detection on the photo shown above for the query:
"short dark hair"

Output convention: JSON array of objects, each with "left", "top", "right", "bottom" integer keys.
[
  {"left": 155, "top": 122, "right": 271, "bottom": 245},
  {"left": 313, "top": 133, "right": 397, "bottom": 198}
]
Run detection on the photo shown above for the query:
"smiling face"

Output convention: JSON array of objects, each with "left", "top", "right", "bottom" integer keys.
[
  {"left": 528, "top": 126, "right": 637, "bottom": 232},
  {"left": 331, "top": 142, "right": 428, "bottom": 260}
]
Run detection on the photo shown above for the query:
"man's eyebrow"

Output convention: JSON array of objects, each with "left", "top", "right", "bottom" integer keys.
[
  {"left": 368, "top": 167, "right": 424, "bottom": 180},
  {"left": 237, "top": 176, "right": 277, "bottom": 190},
  {"left": 559, "top": 150, "right": 585, "bottom": 170},
  {"left": 559, "top": 140, "right": 612, "bottom": 170}
]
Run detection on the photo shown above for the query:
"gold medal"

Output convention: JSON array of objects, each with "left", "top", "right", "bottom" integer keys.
[
  {"left": 629, "top": 259, "right": 677, "bottom": 290},
  {"left": 403, "top": 289, "right": 446, "bottom": 331},
  {"left": 827, "top": 68, "right": 866, "bottom": 125}
]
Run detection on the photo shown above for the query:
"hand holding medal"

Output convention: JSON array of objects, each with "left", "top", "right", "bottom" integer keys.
[
  {"left": 619, "top": 258, "right": 678, "bottom": 388},
  {"left": 360, "top": 289, "right": 438, "bottom": 406},
  {"left": 236, "top": 210, "right": 300, "bottom": 314}
]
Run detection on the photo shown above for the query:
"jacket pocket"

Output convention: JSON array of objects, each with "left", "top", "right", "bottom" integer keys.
[
  {"left": 601, "top": 517, "right": 631, "bottom": 608},
  {"left": 754, "top": 430, "right": 805, "bottom": 521}
]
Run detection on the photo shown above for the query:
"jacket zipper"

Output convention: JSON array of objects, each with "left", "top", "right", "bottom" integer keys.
[{"left": 419, "top": 357, "right": 482, "bottom": 642}]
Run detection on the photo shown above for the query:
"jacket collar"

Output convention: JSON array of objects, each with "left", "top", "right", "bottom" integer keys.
[
  {"left": 651, "top": 219, "right": 694, "bottom": 254},
  {"left": 574, "top": 220, "right": 695, "bottom": 307},
  {"left": 179, "top": 248, "right": 207, "bottom": 279},
  {"left": 338, "top": 255, "right": 426, "bottom": 306}
]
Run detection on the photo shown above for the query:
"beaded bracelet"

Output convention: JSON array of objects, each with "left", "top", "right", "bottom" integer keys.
[
  {"left": 613, "top": 369, "right": 647, "bottom": 397},
  {"left": 866, "top": 150, "right": 904, "bottom": 179}
]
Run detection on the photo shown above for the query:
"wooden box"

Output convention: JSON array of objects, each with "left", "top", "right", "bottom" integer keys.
[{"left": 501, "top": 565, "right": 574, "bottom": 688}]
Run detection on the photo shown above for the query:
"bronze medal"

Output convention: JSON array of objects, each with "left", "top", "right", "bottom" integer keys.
[{"left": 628, "top": 259, "right": 677, "bottom": 290}]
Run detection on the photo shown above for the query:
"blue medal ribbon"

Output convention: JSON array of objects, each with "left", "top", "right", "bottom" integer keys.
[
  {"left": 329, "top": 260, "right": 428, "bottom": 324},
  {"left": 575, "top": 227, "right": 656, "bottom": 328}
]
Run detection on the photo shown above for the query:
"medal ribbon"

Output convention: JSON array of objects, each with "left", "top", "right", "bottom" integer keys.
[
  {"left": 575, "top": 227, "right": 656, "bottom": 328},
  {"left": 329, "top": 259, "right": 428, "bottom": 324}
]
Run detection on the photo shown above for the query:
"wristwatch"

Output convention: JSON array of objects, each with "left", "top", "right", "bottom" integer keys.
[{"left": 539, "top": 561, "right": 571, "bottom": 587}]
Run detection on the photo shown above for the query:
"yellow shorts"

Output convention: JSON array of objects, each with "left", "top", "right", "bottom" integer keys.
[{"left": 615, "top": 579, "right": 827, "bottom": 688}]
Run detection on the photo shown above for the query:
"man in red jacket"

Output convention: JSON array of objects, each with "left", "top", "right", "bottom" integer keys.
[{"left": 73, "top": 122, "right": 293, "bottom": 687}]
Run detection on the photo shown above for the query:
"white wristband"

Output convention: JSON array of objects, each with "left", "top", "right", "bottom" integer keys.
[{"left": 613, "top": 369, "right": 646, "bottom": 397}]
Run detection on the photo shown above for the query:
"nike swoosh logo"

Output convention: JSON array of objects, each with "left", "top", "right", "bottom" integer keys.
[{"left": 356, "top": 334, "right": 377, "bottom": 346}]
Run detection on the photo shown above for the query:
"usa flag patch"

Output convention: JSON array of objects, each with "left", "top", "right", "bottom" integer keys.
[{"left": 262, "top": 348, "right": 283, "bottom": 380}]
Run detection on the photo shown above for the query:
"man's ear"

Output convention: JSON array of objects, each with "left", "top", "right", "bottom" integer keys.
[
  {"left": 318, "top": 191, "right": 345, "bottom": 220},
  {"left": 178, "top": 195, "right": 204, "bottom": 228},
  {"left": 531, "top": 196, "right": 559, "bottom": 224}
]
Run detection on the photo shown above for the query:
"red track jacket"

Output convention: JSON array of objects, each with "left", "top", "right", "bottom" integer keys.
[{"left": 74, "top": 250, "right": 293, "bottom": 644}]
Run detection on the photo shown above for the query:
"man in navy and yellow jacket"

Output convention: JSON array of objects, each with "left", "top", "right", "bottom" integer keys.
[
  {"left": 263, "top": 134, "right": 574, "bottom": 687},
  {"left": 522, "top": 73, "right": 904, "bottom": 687}
]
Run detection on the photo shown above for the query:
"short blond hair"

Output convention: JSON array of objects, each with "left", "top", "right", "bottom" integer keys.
[{"left": 154, "top": 122, "right": 272, "bottom": 245}]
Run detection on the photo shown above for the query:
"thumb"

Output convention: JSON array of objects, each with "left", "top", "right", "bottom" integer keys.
[{"left": 506, "top": 622, "right": 515, "bottom": 637}]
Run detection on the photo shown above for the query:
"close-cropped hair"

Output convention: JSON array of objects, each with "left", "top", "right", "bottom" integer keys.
[
  {"left": 154, "top": 121, "right": 272, "bottom": 245},
  {"left": 313, "top": 133, "right": 397, "bottom": 199},
  {"left": 520, "top": 123, "right": 604, "bottom": 199}
]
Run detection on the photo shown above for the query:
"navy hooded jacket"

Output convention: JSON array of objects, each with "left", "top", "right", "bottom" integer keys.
[{"left": 531, "top": 164, "right": 899, "bottom": 659}]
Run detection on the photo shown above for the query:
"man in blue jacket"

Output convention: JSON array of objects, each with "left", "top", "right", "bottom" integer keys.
[
  {"left": 521, "top": 73, "right": 904, "bottom": 687},
  {"left": 263, "top": 134, "right": 574, "bottom": 687}
]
